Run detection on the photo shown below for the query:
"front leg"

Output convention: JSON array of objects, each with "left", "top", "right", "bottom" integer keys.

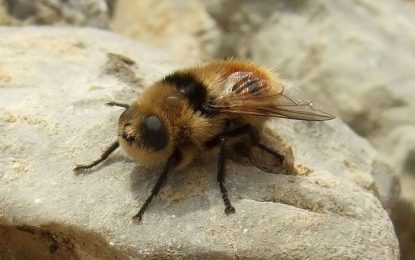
[
  {"left": 106, "top": 101, "right": 129, "bottom": 109},
  {"left": 73, "top": 101, "right": 128, "bottom": 173},
  {"left": 132, "top": 149, "right": 181, "bottom": 224},
  {"left": 73, "top": 141, "right": 119, "bottom": 173}
]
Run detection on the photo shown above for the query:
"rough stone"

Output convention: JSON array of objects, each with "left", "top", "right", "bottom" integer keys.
[
  {"left": 111, "top": 0, "right": 222, "bottom": 63},
  {"left": 0, "top": 0, "right": 113, "bottom": 28},
  {"left": 0, "top": 27, "right": 399, "bottom": 259}
]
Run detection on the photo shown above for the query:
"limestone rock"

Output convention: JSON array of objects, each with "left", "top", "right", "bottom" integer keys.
[
  {"left": 0, "top": 0, "right": 113, "bottom": 28},
  {"left": 0, "top": 27, "right": 399, "bottom": 259},
  {"left": 111, "top": 0, "right": 222, "bottom": 63}
]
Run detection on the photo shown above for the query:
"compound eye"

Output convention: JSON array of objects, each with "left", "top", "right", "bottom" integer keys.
[{"left": 142, "top": 115, "right": 168, "bottom": 151}]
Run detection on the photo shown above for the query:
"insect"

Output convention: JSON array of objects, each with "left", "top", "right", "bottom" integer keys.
[{"left": 74, "top": 60, "right": 335, "bottom": 224}]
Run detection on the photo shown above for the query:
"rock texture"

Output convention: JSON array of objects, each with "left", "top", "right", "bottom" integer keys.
[
  {"left": 112, "top": 0, "right": 221, "bottom": 63},
  {"left": 0, "top": 0, "right": 113, "bottom": 28},
  {"left": 0, "top": 27, "right": 399, "bottom": 259}
]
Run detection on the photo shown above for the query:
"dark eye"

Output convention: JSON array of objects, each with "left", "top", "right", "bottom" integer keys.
[{"left": 142, "top": 116, "right": 168, "bottom": 151}]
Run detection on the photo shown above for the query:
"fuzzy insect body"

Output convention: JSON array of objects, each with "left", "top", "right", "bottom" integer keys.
[{"left": 74, "top": 60, "right": 335, "bottom": 223}]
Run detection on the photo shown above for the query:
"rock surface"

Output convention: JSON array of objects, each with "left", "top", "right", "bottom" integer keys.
[
  {"left": 0, "top": 0, "right": 113, "bottom": 28},
  {"left": 111, "top": 0, "right": 415, "bottom": 257},
  {"left": 0, "top": 27, "right": 399, "bottom": 259},
  {"left": 111, "top": 0, "right": 221, "bottom": 63}
]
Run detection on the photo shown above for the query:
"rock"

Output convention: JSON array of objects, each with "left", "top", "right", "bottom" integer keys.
[
  {"left": 0, "top": 27, "right": 399, "bottom": 259},
  {"left": 0, "top": 0, "right": 113, "bottom": 28},
  {"left": 0, "top": 0, "right": 13, "bottom": 25},
  {"left": 111, "top": 0, "right": 222, "bottom": 63}
]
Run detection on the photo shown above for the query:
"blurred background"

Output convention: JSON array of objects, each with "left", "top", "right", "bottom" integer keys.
[{"left": 1, "top": 0, "right": 414, "bottom": 258}]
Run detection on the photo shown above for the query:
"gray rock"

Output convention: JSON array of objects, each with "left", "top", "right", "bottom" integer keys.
[
  {"left": 111, "top": 0, "right": 222, "bottom": 63},
  {"left": 0, "top": 0, "right": 112, "bottom": 28},
  {"left": 0, "top": 27, "right": 399, "bottom": 259}
]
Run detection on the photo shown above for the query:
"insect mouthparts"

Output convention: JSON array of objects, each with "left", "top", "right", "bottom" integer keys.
[{"left": 122, "top": 133, "right": 136, "bottom": 144}]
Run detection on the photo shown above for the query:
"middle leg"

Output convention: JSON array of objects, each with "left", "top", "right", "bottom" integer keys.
[
  {"left": 205, "top": 124, "right": 284, "bottom": 214},
  {"left": 217, "top": 136, "right": 236, "bottom": 215},
  {"left": 132, "top": 149, "right": 181, "bottom": 224}
]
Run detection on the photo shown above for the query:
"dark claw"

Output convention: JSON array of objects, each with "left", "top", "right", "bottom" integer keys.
[
  {"left": 225, "top": 206, "right": 236, "bottom": 215},
  {"left": 73, "top": 141, "right": 120, "bottom": 175},
  {"left": 73, "top": 165, "right": 87, "bottom": 172},
  {"left": 132, "top": 215, "right": 142, "bottom": 225},
  {"left": 73, "top": 165, "right": 93, "bottom": 175}
]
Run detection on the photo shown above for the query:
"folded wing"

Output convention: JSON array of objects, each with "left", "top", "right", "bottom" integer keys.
[{"left": 208, "top": 71, "right": 335, "bottom": 121}]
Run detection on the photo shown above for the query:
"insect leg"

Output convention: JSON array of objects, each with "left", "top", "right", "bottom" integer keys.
[
  {"left": 206, "top": 124, "right": 284, "bottom": 214},
  {"left": 217, "top": 136, "right": 236, "bottom": 215},
  {"left": 106, "top": 102, "right": 129, "bottom": 109},
  {"left": 73, "top": 141, "right": 119, "bottom": 173},
  {"left": 205, "top": 124, "right": 252, "bottom": 215},
  {"left": 132, "top": 150, "right": 181, "bottom": 224}
]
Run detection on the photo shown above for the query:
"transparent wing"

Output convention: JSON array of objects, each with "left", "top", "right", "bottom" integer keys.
[{"left": 209, "top": 71, "right": 335, "bottom": 121}]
